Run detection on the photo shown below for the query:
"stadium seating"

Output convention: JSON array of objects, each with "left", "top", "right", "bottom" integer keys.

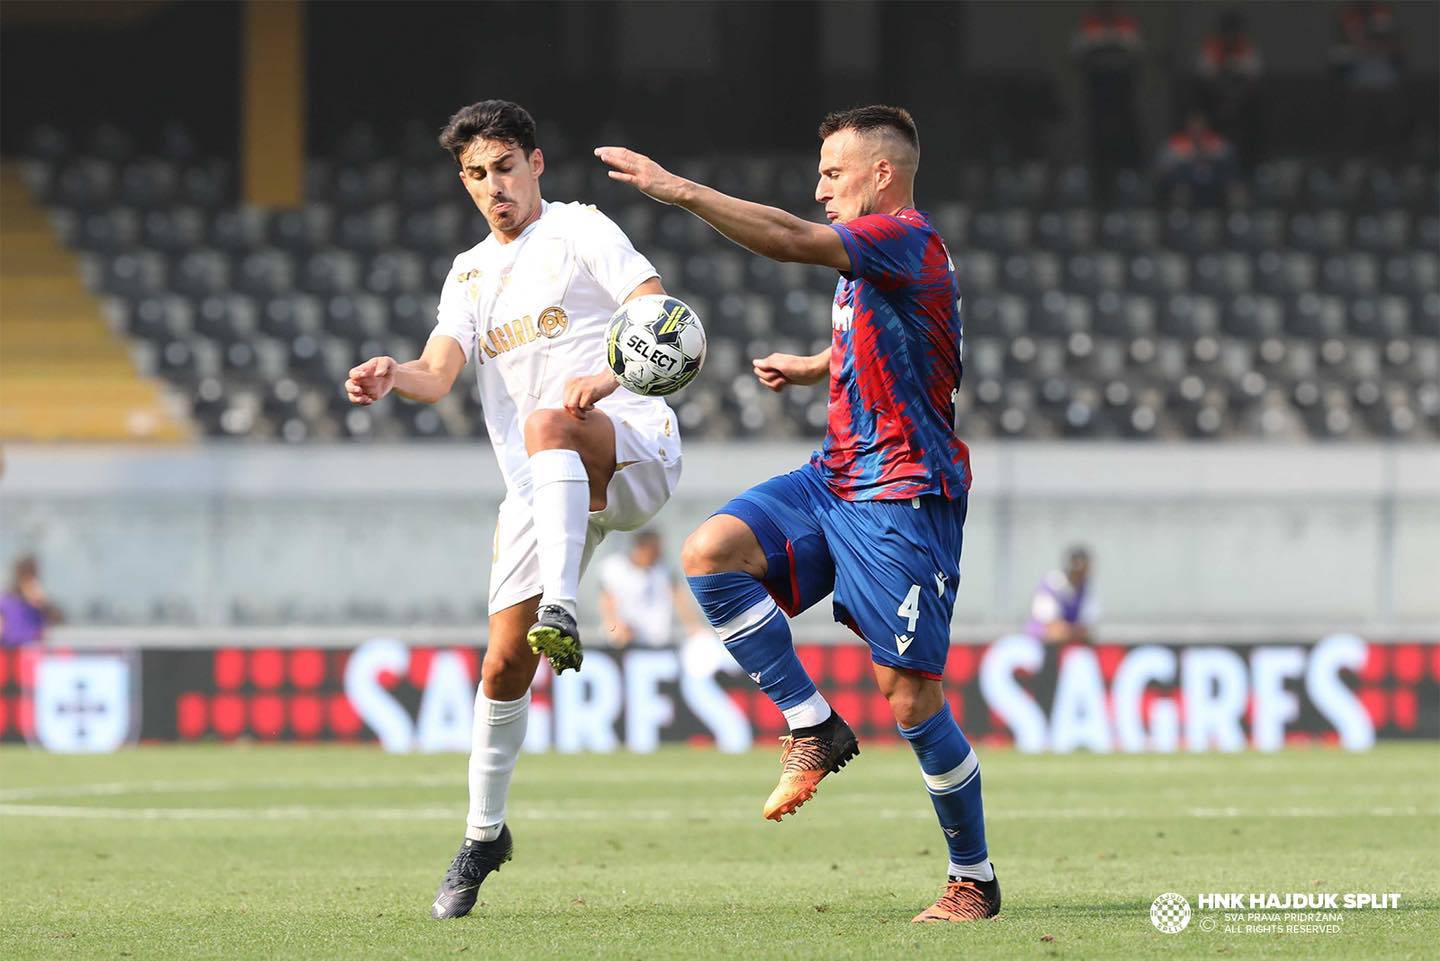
[{"left": 17, "top": 123, "right": 1440, "bottom": 443}]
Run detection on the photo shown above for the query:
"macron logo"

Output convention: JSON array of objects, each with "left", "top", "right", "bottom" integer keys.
[
  {"left": 942, "top": 826, "right": 962, "bottom": 838},
  {"left": 894, "top": 634, "right": 914, "bottom": 656},
  {"left": 934, "top": 573, "right": 949, "bottom": 597},
  {"left": 748, "top": 672, "right": 762, "bottom": 684}
]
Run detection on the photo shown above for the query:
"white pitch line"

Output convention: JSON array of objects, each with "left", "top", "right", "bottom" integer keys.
[{"left": 0, "top": 803, "right": 1430, "bottom": 822}]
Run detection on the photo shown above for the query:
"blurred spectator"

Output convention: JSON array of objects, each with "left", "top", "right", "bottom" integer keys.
[
  {"left": 1157, "top": 111, "right": 1242, "bottom": 208},
  {"left": 1195, "top": 10, "right": 1263, "bottom": 168},
  {"left": 598, "top": 530, "right": 700, "bottom": 648},
  {"left": 1331, "top": 1, "right": 1408, "bottom": 161},
  {"left": 0, "top": 555, "right": 64, "bottom": 646},
  {"left": 1072, "top": 1, "right": 1145, "bottom": 199},
  {"left": 1027, "top": 547, "right": 1101, "bottom": 644}
]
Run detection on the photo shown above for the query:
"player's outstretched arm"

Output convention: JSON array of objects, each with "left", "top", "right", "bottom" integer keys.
[
  {"left": 345, "top": 335, "right": 465, "bottom": 406},
  {"left": 753, "top": 348, "right": 831, "bottom": 392},
  {"left": 595, "top": 146, "right": 850, "bottom": 272}
]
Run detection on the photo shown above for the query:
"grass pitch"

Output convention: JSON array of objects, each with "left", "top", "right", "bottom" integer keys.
[{"left": 1, "top": 743, "right": 1436, "bottom": 961}]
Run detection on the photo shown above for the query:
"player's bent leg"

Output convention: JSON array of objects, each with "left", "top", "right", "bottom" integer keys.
[
  {"left": 874, "top": 665, "right": 1000, "bottom": 922},
  {"left": 432, "top": 599, "right": 539, "bottom": 920},
  {"left": 683, "top": 512, "right": 855, "bottom": 821},
  {"left": 521, "top": 408, "right": 616, "bottom": 673}
]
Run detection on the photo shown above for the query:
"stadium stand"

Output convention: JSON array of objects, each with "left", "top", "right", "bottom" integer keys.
[
  {"left": 0, "top": 154, "right": 190, "bottom": 442},
  {"left": 15, "top": 124, "right": 1439, "bottom": 443}
]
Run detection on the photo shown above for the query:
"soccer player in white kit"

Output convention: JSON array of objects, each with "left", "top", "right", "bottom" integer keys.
[{"left": 344, "top": 100, "right": 682, "bottom": 919}]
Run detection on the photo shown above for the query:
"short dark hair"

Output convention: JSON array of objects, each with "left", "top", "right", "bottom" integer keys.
[
  {"left": 818, "top": 104, "right": 919, "bottom": 153},
  {"left": 438, "top": 100, "right": 537, "bottom": 163}
]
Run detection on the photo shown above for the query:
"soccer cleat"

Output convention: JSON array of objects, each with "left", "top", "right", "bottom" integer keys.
[
  {"left": 762, "top": 712, "right": 859, "bottom": 821},
  {"left": 911, "top": 872, "right": 1002, "bottom": 922},
  {"left": 527, "top": 604, "right": 583, "bottom": 674},
  {"left": 430, "top": 826, "right": 514, "bottom": 920}
]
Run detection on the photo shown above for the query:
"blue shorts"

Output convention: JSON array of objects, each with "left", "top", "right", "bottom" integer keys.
[{"left": 715, "top": 462, "right": 967, "bottom": 678}]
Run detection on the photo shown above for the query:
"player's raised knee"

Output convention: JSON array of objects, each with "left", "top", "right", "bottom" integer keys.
[
  {"left": 522, "top": 408, "right": 581, "bottom": 453},
  {"left": 682, "top": 516, "right": 765, "bottom": 578}
]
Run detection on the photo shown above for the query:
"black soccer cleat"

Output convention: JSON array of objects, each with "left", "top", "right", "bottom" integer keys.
[
  {"left": 762, "top": 711, "right": 860, "bottom": 821},
  {"left": 430, "top": 826, "right": 514, "bottom": 920},
  {"left": 527, "top": 604, "right": 583, "bottom": 674}
]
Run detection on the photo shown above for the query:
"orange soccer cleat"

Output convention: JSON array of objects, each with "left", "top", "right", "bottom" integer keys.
[
  {"left": 911, "top": 873, "right": 1002, "bottom": 923},
  {"left": 761, "top": 712, "right": 859, "bottom": 821}
]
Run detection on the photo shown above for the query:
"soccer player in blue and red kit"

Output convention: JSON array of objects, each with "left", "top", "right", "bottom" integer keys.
[{"left": 597, "top": 105, "right": 998, "bottom": 922}]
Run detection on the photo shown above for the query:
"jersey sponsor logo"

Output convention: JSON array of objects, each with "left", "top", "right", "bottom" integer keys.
[
  {"left": 832, "top": 302, "right": 854, "bottom": 332},
  {"left": 894, "top": 633, "right": 914, "bottom": 656},
  {"left": 477, "top": 306, "right": 567, "bottom": 364}
]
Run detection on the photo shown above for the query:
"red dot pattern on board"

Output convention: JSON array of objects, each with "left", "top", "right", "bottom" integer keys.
[
  {"left": 212, "top": 694, "right": 246, "bottom": 737},
  {"left": 1393, "top": 645, "right": 1423, "bottom": 684},
  {"left": 947, "top": 645, "right": 975, "bottom": 683},
  {"left": 1359, "top": 687, "right": 1387, "bottom": 726},
  {"left": 290, "top": 695, "right": 324, "bottom": 737},
  {"left": 407, "top": 648, "right": 434, "bottom": 688},
  {"left": 176, "top": 693, "right": 207, "bottom": 739},
  {"left": 1392, "top": 689, "right": 1417, "bottom": 729},
  {"left": 250, "top": 650, "right": 285, "bottom": 689},
  {"left": 251, "top": 694, "right": 285, "bottom": 737},
  {"left": 288, "top": 649, "right": 326, "bottom": 689},
  {"left": 1361, "top": 645, "right": 1387, "bottom": 682},
  {"left": 328, "top": 693, "right": 362, "bottom": 736},
  {"left": 214, "top": 649, "right": 246, "bottom": 689}
]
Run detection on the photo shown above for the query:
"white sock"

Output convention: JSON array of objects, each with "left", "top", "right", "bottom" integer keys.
[
  {"left": 782, "top": 690, "right": 833, "bottom": 730},
  {"left": 465, "top": 689, "right": 530, "bottom": 841},
  {"left": 949, "top": 858, "right": 995, "bottom": 882},
  {"left": 528, "top": 448, "right": 589, "bottom": 619}
]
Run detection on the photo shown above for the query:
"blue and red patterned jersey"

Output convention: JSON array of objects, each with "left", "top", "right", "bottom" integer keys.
[{"left": 813, "top": 209, "right": 971, "bottom": 501}]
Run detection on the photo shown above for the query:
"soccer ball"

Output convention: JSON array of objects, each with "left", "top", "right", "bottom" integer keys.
[{"left": 605, "top": 294, "right": 706, "bottom": 397}]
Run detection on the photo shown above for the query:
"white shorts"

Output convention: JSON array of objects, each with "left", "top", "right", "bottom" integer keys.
[{"left": 488, "top": 413, "right": 682, "bottom": 614}]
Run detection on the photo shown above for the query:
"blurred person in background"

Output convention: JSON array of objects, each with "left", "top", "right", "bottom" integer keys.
[
  {"left": 1195, "top": 10, "right": 1263, "bottom": 169},
  {"left": 0, "top": 555, "right": 64, "bottom": 646},
  {"left": 1331, "top": 0, "right": 1408, "bottom": 161},
  {"left": 1072, "top": 0, "right": 1145, "bottom": 199},
  {"left": 1027, "top": 546, "right": 1101, "bottom": 645},
  {"left": 597, "top": 529, "right": 701, "bottom": 648},
  {"left": 1157, "top": 111, "right": 1242, "bottom": 208}
]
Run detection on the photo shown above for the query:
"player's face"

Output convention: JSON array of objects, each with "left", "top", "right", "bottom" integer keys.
[
  {"left": 458, "top": 138, "right": 545, "bottom": 239},
  {"left": 815, "top": 129, "right": 878, "bottom": 224},
  {"left": 632, "top": 539, "right": 661, "bottom": 567}
]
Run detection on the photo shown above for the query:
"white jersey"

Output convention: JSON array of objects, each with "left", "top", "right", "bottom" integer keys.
[
  {"left": 599, "top": 554, "right": 678, "bottom": 647},
  {"left": 431, "top": 200, "right": 678, "bottom": 492}
]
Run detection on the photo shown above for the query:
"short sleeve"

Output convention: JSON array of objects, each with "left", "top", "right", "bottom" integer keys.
[
  {"left": 571, "top": 206, "right": 659, "bottom": 304},
  {"left": 828, "top": 214, "right": 924, "bottom": 289},
  {"left": 430, "top": 256, "right": 478, "bottom": 359},
  {"left": 1030, "top": 589, "right": 1061, "bottom": 625},
  {"left": 598, "top": 556, "right": 624, "bottom": 593}
]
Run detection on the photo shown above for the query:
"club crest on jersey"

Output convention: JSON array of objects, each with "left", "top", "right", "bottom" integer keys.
[{"left": 537, "top": 306, "right": 569, "bottom": 339}]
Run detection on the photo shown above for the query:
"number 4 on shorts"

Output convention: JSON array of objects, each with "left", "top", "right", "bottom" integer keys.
[{"left": 897, "top": 584, "right": 921, "bottom": 631}]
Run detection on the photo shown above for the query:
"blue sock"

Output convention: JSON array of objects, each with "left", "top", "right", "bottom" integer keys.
[
  {"left": 899, "top": 705, "right": 992, "bottom": 880},
  {"left": 687, "top": 571, "right": 829, "bottom": 729}
]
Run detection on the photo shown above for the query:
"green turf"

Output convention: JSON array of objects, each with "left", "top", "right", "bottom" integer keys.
[{"left": 1, "top": 743, "right": 1436, "bottom": 960}]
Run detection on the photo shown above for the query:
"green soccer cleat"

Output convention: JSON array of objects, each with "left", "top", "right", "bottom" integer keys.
[{"left": 527, "top": 604, "right": 583, "bottom": 674}]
